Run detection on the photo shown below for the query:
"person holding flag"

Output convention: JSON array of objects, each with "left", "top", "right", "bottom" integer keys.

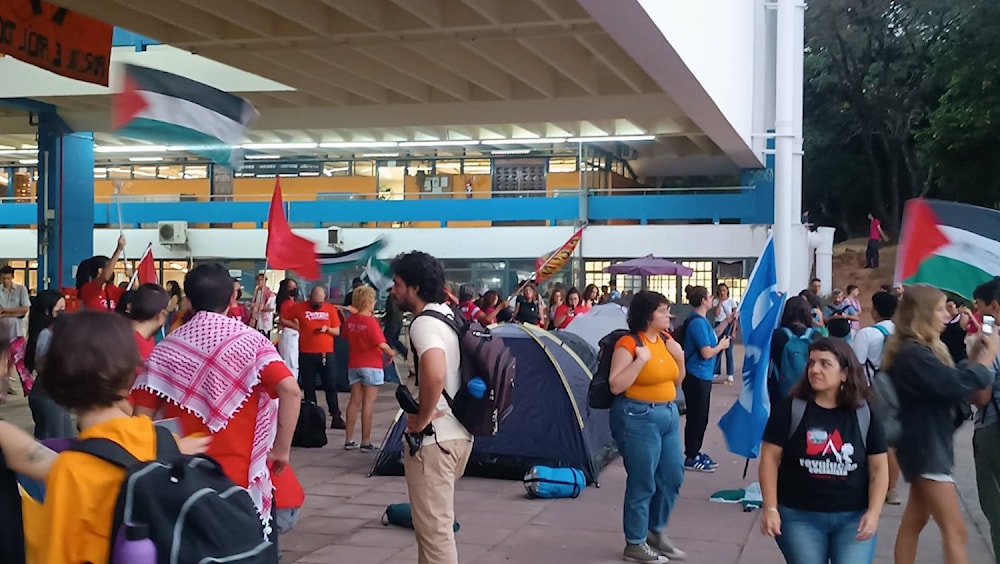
[{"left": 76, "top": 235, "right": 127, "bottom": 311}]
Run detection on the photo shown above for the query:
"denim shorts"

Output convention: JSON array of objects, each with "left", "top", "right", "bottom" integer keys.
[{"left": 348, "top": 367, "right": 385, "bottom": 386}]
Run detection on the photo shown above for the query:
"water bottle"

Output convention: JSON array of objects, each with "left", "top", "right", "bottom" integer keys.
[
  {"left": 467, "top": 377, "right": 487, "bottom": 399},
  {"left": 113, "top": 524, "right": 157, "bottom": 564}
]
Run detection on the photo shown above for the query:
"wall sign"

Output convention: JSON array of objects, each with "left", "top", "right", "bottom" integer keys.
[{"left": 0, "top": 0, "right": 113, "bottom": 85}]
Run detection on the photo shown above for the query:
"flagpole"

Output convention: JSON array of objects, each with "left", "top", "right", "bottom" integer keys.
[
  {"left": 508, "top": 224, "right": 586, "bottom": 302},
  {"left": 113, "top": 180, "right": 125, "bottom": 234}
]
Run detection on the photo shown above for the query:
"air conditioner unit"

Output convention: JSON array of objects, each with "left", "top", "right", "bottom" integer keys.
[
  {"left": 327, "top": 227, "right": 341, "bottom": 247},
  {"left": 158, "top": 221, "right": 188, "bottom": 245}
]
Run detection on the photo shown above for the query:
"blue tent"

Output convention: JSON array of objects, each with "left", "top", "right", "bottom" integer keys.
[{"left": 370, "top": 324, "right": 617, "bottom": 485}]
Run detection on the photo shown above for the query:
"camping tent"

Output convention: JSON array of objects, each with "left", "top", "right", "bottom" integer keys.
[
  {"left": 370, "top": 323, "right": 617, "bottom": 485},
  {"left": 564, "top": 303, "right": 628, "bottom": 350}
]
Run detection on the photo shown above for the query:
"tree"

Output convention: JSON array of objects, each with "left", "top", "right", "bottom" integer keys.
[
  {"left": 803, "top": 0, "right": 970, "bottom": 236},
  {"left": 920, "top": 2, "right": 1000, "bottom": 208}
]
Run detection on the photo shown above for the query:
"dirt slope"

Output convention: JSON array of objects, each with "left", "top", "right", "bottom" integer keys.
[{"left": 830, "top": 239, "right": 897, "bottom": 326}]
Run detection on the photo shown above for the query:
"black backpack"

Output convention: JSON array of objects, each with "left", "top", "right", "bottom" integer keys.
[
  {"left": 672, "top": 315, "right": 695, "bottom": 358},
  {"left": 292, "top": 400, "right": 328, "bottom": 448},
  {"left": 589, "top": 329, "right": 639, "bottom": 409},
  {"left": 70, "top": 426, "right": 278, "bottom": 564},
  {"left": 414, "top": 306, "right": 517, "bottom": 436},
  {"left": 826, "top": 305, "right": 852, "bottom": 338}
]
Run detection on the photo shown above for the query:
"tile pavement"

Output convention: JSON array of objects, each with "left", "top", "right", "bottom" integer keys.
[{"left": 2, "top": 365, "right": 994, "bottom": 563}]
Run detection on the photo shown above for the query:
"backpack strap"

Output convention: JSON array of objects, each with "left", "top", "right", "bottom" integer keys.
[
  {"left": 856, "top": 401, "right": 871, "bottom": 451},
  {"left": 70, "top": 438, "right": 142, "bottom": 469},
  {"left": 788, "top": 398, "right": 807, "bottom": 439},
  {"left": 873, "top": 324, "right": 890, "bottom": 338},
  {"left": 410, "top": 308, "right": 462, "bottom": 407},
  {"left": 153, "top": 425, "right": 181, "bottom": 460}
]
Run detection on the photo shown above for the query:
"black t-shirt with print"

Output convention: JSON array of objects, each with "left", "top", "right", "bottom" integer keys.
[
  {"left": 515, "top": 295, "right": 540, "bottom": 324},
  {"left": 763, "top": 397, "right": 888, "bottom": 512}
]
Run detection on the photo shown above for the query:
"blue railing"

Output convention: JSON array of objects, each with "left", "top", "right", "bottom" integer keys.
[{"left": 0, "top": 191, "right": 774, "bottom": 228}]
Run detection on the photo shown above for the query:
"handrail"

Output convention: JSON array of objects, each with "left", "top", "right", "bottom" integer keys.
[{"left": 0, "top": 185, "right": 752, "bottom": 205}]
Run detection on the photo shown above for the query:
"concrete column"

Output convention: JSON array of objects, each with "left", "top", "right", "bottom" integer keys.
[
  {"left": 812, "top": 227, "right": 835, "bottom": 296},
  {"left": 37, "top": 113, "right": 95, "bottom": 290},
  {"left": 773, "top": 0, "right": 799, "bottom": 293}
]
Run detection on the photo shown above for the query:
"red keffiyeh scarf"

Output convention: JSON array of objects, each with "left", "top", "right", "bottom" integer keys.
[{"left": 134, "top": 311, "right": 284, "bottom": 532}]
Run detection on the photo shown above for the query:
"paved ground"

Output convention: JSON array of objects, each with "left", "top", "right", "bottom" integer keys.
[{"left": 3, "top": 368, "right": 995, "bottom": 563}]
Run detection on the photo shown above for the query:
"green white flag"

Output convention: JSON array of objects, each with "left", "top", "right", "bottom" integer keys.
[
  {"left": 318, "top": 238, "right": 385, "bottom": 276},
  {"left": 365, "top": 257, "right": 394, "bottom": 291}
]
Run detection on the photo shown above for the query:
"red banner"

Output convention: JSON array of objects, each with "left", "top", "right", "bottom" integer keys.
[
  {"left": 535, "top": 227, "right": 584, "bottom": 281},
  {"left": 0, "top": 0, "right": 113, "bottom": 85}
]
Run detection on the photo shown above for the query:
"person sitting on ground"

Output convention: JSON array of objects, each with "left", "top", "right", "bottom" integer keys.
[{"left": 38, "top": 311, "right": 211, "bottom": 563}]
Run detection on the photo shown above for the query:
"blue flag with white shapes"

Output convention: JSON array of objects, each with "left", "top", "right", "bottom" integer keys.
[{"left": 718, "top": 236, "right": 785, "bottom": 459}]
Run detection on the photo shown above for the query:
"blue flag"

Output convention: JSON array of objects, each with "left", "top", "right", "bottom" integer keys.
[{"left": 718, "top": 237, "right": 785, "bottom": 459}]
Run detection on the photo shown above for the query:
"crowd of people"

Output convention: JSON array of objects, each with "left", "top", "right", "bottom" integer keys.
[{"left": 4, "top": 233, "right": 1000, "bottom": 564}]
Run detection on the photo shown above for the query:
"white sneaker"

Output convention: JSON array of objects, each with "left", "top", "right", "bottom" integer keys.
[{"left": 623, "top": 542, "right": 669, "bottom": 563}]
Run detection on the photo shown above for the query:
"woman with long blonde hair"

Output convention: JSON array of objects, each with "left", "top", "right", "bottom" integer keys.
[{"left": 884, "top": 284, "right": 998, "bottom": 564}]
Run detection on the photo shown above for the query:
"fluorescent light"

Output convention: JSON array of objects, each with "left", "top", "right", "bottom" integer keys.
[
  {"left": 241, "top": 143, "right": 317, "bottom": 150},
  {"left": 487, "top": 138, "right": 567, "bottom": 145},
  {"left": 129, "top": 156, "right": 163, "bottom": 163},
  {"left": 299, "top": 172, "right": 321, "bottom": 177},
  {"left": 398, "top": 140, "right": 480, "bottom": 147},
  {"left": 166, "top": 144, "right": 231, "bottom": 152},
  {"left": 360, "top": 153, "right": 399, "bottom": 158},
  {"left": 491, "top": 149, "right": 531, "bottom": 156},
  {"left": 319, "top": 141, "right": 398, "bottom": 149},
  {"left": 18, "top": 159, "right": 38, "bottom": 165},
  {"left": 20, "top": 144, "right": 36, "bottom": 150},
  {"left": 95, "top": 145, "right": 168, "bottom": 153},
  {"left": 0, "top": 149, "right": 38, "bottom": 155},
  {"left": 567, "top": 135, "right": 655, "bottom": 143},
  {"left": 245, "top": 154, "right": 280, "bottom": 160}
]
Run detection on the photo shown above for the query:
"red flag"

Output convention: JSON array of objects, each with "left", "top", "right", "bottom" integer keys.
[
  {"left": 137, "top": 244, "right": 157, "bottom": 284},
  {"left": 266, "top": 178, "right": 320, "bottom": 280},
  {"left": 535, "top": 227, "right": 585, "bottom": 281}
]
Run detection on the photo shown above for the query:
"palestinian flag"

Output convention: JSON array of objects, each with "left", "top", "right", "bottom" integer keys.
[
  {"left": 318, "top": 239, "right": 386, "bottom": 276},
  {"left": 113, "top": 64, "right": 258, "bottom": 167},
  {"left": 364, "top": 257, "right": 394, "bottom": 291},
  {"left": 895, "top": 198, "right": 1000, "bottom": 300}
]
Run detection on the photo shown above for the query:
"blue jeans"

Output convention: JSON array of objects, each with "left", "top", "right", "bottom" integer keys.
[
  {"left": 714, "top": 322, "right": 734, "bottom": 376},
  {"left": 775, "top": 506, "right": 876, "bottom": 564},
  {"left": 609, "top": 397, "right": 684, "bottom": 544}
]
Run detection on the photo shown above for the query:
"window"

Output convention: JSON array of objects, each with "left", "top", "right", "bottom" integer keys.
[
  {"left": 548, "top": 157, "right": 577, "bottom": 173},
  {"left": 679, "top": 261, "right": 714, "bottom": 295},
  {"left": 717, "top": 277, "right": 749, "bottom": 305},
  {"left": 584, "top": 261, "right": 611, "bottom": 288}
]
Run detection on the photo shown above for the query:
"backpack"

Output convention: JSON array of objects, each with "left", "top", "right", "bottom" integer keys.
[
  {"left": 70, "top": 426, "right": 277, "bottom": 564},
  {"left": 826, "top": 305, "right": 852, "bottom": 338},
  {"left": 589, "top": 330, "right": 640, "bottom": 409},
  {"left": 870, "top": 369, "right": 902, "bottom": 446},
  {"left": 414, "top": 306, "right": 517, "bottom": 437},
  {"left": 589, "top": 330, "right": 670, "bottom": 409},
  {"left": 291, "top": 400, "right": 328, "bottom": 448},
  {"left": 863, "top": 325, "right": 891, "bottom": 382},
  {"left": 789, "top": 397, "right": 870, "bottom": 450},
  {"left": 671, "top": 315, "right": 694, "bottom": 357},
  {"left": 773, "top": 327, "right": 814, "bottom": 398}
]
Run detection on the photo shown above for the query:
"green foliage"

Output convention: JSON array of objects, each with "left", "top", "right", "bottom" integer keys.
[
  {"left": 803, "top": 0, "right": 976, "bottom": 235},
  {"left": 919, "top": 2, "right": 1000, "bottom": 207}
]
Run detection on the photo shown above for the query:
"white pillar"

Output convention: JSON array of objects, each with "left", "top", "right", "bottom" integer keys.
[
  {"left": 773, "top": 0, "right": 798, "bottom": 293},
  {"left": 813, "top": 227, "right": 835, "bottom": 296},
  {"left": 791, "top": 1, "right": 805, "bottom": 223}
]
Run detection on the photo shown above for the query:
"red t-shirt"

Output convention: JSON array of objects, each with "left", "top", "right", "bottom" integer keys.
[
  {"left": 869, "top": 218, "right": 881, "bottom": 240},
  {"left": 969, "top": 311, "right": 984, "bottom": 335},
  {"left": 131, "top": 361, "right": 292, "bottom": 488},
  {"left": 459, "top": 301, "right": 482, "bottom": 322},
  {"left": 554, "top": 304, "right": 578, "bottom": 329},
  {"left": 269, "top": 462, "right": 305, "bottom": 510},
  {"left": 80, "top": 280, "right": 125, "bottom": 311},
  {"left": 134, "top": 331, "right": 155, "bottom": 361},
  {"left": 286, "top": 302, "right": 341, "bottom": 353},
  {"left": 345, "top": 315, "right": 386, "bottom": 369}
]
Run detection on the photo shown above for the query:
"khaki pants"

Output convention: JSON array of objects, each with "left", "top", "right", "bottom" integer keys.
[{"left": 403, "top": 438, "right": 473, "bottom": 564}]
